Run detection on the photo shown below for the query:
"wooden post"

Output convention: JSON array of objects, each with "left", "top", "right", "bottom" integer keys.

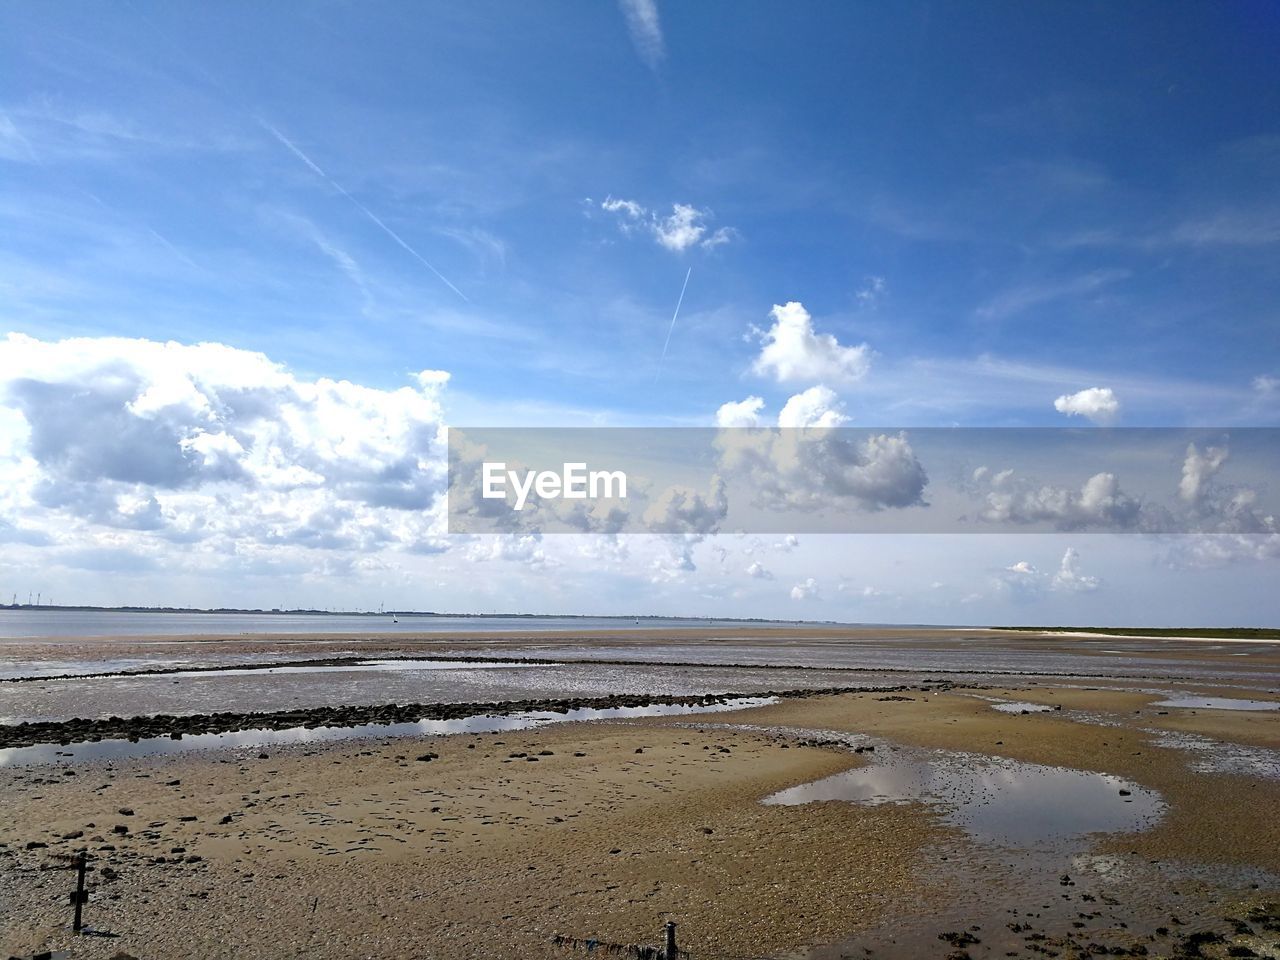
[
  {"left": 664, "top": 921, "right": 677, "bottom": 960},
  {"left": 70, "top": 852, "right": 88, "bottom": 933}
]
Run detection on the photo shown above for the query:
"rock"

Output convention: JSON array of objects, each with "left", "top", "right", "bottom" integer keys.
[
  {"left": 112, "top": 824, "right": 129, "bottom": 835},
  {"left": 62, "top": 830, "right": 83, "bottom": 840},
  {"left": 118, "top": 807, "right": 135, "bottom": 816},
  {"left": 25, "top": 840, "right": 47, "bottom": 849}
]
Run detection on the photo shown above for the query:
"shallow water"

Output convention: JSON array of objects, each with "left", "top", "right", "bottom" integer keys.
[
  {"left": 990, "top": 701, "right": 1055, "bottom": 713},
  {"left": 764, "top": 748, "right": 1163, "bottom": 849},
  {"left": 0, "top": 662, "right": 896, "bottom": 724},
  {"left": 0, "top": 697, "right": 777, "bottom": 767},
  {"left": 0, "top": 610, "right": 818, "bottom": 639},
  {"left": 1144, "top": 727, "right": 1280, "bottom": 779},
  {"left": 1152, "top": 695, "right": 1280, "bottom": 711}
]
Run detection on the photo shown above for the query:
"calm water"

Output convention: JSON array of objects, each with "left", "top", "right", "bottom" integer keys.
[
  {"left": 764, "top": 746, "right": 1164, "bottom": 848},
  {"left": 0, "top": 697, "right": 778, "bottom": 767},
  {"left": 0, "top": 609, "right": 826, "bottom": 640},
  {"left": 0, "top": 660, "right": 908, "bottom": 723}
]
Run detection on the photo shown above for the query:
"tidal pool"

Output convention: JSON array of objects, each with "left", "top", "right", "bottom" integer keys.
[
  {"left": 989, "top": 701, "right": 1056, "bottom": 714},
  {"left": 764, "top": 749, "right": 1164, "bottom": 848}
]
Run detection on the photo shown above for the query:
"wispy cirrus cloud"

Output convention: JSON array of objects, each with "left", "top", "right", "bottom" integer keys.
[
  {"left": 975, "top": 269, "right": 1129, "bottom": 322},
  {"left": 618, "top": 0, "right": 665, "bottom": 72}
]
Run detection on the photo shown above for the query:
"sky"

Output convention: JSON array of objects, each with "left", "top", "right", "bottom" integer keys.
[{"left": 1, "top": 1, "right": 1278, "bottom": 624}]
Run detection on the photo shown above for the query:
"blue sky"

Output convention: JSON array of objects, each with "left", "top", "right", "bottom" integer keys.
[{"left": 1, "top": 2, "right": 1278, "bottom": 622}]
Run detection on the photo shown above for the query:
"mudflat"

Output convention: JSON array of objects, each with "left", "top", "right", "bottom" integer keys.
[{"left": 1, "top": 631, "right": 1278, "bottom": 959}]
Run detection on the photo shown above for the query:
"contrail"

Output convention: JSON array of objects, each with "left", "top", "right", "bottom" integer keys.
[
  {"left": 259, "top": 120, "right": 469, "bottom": 303},
  {"left": 656, "top": 266, "right": 691, "bottom": 380}
]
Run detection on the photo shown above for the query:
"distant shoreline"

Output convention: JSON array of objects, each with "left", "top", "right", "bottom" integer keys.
[
  {"left": 0, "top": 605, "right": 805, "bottom": 623},
  {"left": 0, "top": 607, "right": 1274, "bottom": 638}
]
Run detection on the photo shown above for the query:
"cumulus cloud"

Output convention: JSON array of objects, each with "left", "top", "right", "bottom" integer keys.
[
  {"left": 976, "top": 469, "right": 1142, "bottom": 531},
  {"left": 715, "top": 396, "right": 766, "bottom": 428},
  {"left": 467, "top": 532, "right": 552, "bottom": 570},
  {"left": 998, "top": 549, "right": 1100, "bottom": 596},
  {"left": 641, "top": 476, "right": 728, "bottom": 535},
  {"left": 750, "top": 302, "right": 871, "bottom": 385},
  {"left": 1053, "top": 387, "right": 1120, "bottom": 424},
  {"left": 789, "top": 577, "right": 819, "bottom": 601},
  {"left": 746, "top": 560, "right": 773, "bottom": 580},
  {"left": 777, "top": 385, "right": 848, "bottom": 429},
  {"left": 1051, "top": 547, "right": 1100, "bottom": 592},
  {"left": 715, "top": 426, "right": 928, "bottom": 514},
  {"left": 1178, "top": 442, "right": 1228, "bottom": 506},
  {"left": 0, "top": 333, "right": 451, "bottom": 562},
  {"left": 1175, "top": 440, "right": 1277, "bottom": 534},
  {"left": 598, "top": 197, "right": 734, "bottom": 252},
  {"left": 1161, "top": 533, "right": 1280, "bottom": 568}
]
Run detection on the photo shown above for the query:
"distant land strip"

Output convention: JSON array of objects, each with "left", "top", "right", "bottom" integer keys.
[{"left": 995, "top": 626, "right": 1280, "bottom": 640}]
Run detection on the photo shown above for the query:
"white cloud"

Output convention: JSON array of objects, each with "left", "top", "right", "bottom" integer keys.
[
  {"left": 1174, "top": 440, "right": 1276, "bottom": 534},
  {"left": 601, "top": 196, "right": 645, "bottom": 221},
  {"left": 776, "top": 385, "right": 849, "bottom": 429},
  {"left": 1254, "top": 374, "right": 1278, "bottom": 397},
  {"left": 598, "top": 198, "right": 734, "bottom": 253},
  {"left": 789, "top": 577, "right": 819, "bottom": 601},
  {"left": 1051, "top": 547, "right": 1100, "bottom": 592},
  {"left": 1178, "top": 442, "right": 1228, "bottom": 505},
  {"left": 745, "top": 560, "right": 773, "bottom": 580},
  {"left": 618, "top": 0, "right": 665, "bottom": 71},
  {"left": 654, "top": 204, "right": 708, "bottom": 252},
  {"left": 978, "top": 469, "right": 1142, "bottom": 531},
  {"left": 750, "top": 302, "right": 871, "bottom": 385},
  {"left": 715, "top": 428, "right": 928, "bottom": 513},
  {"left": 1053, "top": 387, "right": 1120, "bottom": 424},
  {"left": 641, "top": 477, "right": 728, "bottom": 535},
  {"left": 0, "top": 333, "right": 450, "bottom": 561},
  {"left": 1161, "top": 533, "right": 1280, "bottom": 568},
  {"left": 715, "top": 396, "right": 765, "bottom": 428},
  {"left": 999, "top": 548, "right": 1100, "bottom": 595}
]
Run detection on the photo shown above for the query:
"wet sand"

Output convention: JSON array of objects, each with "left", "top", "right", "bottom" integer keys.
[{"left": 2, "top": 631, "right": 1278, "bottom": 959}]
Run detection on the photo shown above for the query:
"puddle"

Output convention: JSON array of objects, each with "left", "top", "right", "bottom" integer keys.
[
  {"left": 764, "top": 749, "right": 1163, "bottom": 849},
  {"left": 0, "top": 697, "right": 777, "bottom": 767},
  {"left": 990, "top": 701, "right": 1056, "bottom": 714},
  {"left": 1145, "top": 728, "right": 1280, "bottom": 779},
  {"left": 1151, "top": 696, "right": 1279, "bottom": 711}
]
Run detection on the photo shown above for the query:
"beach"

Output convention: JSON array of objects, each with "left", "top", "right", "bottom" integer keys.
[{"left": 2, "top": 628, "right": 1278, "bottom": 959}]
